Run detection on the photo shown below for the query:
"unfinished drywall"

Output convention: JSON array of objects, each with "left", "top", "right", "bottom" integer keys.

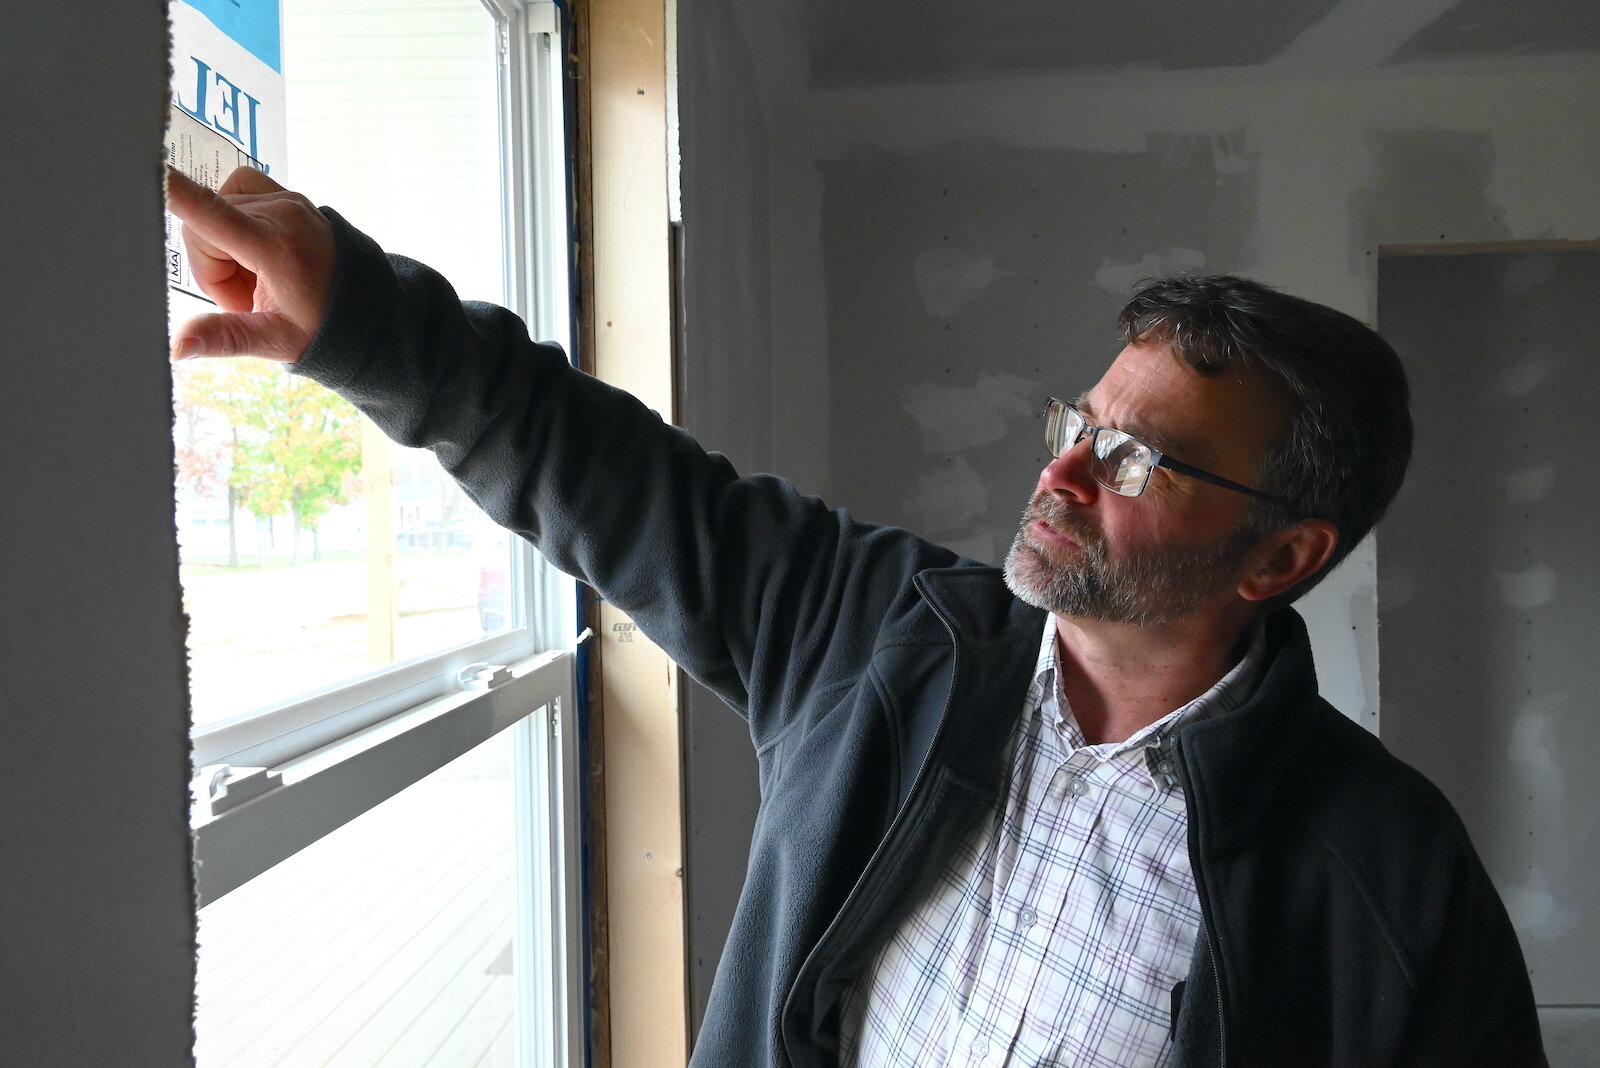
[
  {"left": 678, "top": 5, "right": 777, "bottom": 475},
  {"left": 1392, "top": 0, "right": 1600, "bottom": 61},
  {"left": 676, "top": 0, "right": 775, "bottom": 1039},
  {"left": 0, "top": 2, "right": 196, "bottom": 1063},
  {"left": 818, "top": 134, "right": 1256, "bottom": 566},
  {"left": 1379, "top": 249, "right": 1600, "bottom": 1043},
  {"left": 804, "top": 0, "right": 1345, "bottom": 89}
]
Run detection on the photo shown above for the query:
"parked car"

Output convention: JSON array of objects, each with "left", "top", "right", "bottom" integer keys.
[{"left": 477, "top": 559, "right": 506, "bottom": 632}]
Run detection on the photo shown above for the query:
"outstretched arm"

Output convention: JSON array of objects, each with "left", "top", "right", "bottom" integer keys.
[
  {"left": 167, "top": 169, "right": 956, "bottom": 740},
  {"left": 165, "top": 166, "right": 335, "bottom": 364}
]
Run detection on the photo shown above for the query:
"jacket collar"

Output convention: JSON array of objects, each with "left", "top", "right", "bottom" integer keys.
[
  {"left": 913, "top": 566, "right": 1047, "bottom": 788},
  {"left": 915, "top": 565, "right": 1046, "bottom": 646},
  {"left": 1170, "top": 606, "right": 1324, "bottom": 856},
  {"left": 916, "top": 567, "right": 1325, "bottom": 856}
]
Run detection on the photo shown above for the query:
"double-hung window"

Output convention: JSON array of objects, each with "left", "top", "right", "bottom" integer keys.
[{"left": 167, "top": 1, "right": 580, "bottom": 1064}]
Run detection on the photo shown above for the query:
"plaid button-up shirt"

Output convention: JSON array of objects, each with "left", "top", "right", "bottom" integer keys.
[{"left": 838, "top": 618, "right": 1264, "bottom": 1067}]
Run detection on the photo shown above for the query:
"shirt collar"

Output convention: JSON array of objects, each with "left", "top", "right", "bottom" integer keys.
[{"left": 1029, "top": 614, "right": 1269, "bottom": 772}]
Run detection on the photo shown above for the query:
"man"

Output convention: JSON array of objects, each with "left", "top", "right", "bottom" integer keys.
[{"left": 166, "top": 167, "right": 1545, "bottom": 1067}]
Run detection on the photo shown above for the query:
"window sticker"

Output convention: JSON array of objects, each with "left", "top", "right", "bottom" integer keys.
[
  {"left": 165, "top": 105, "right": 264, "bottom": 301},
  {"left": 167, "top": 0, "right": 285, "bottom": 299}
]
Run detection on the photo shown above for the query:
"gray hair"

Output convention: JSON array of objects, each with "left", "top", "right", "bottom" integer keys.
[{"left": 1118, "top": 275, "right": 1413, "bottom": 601}]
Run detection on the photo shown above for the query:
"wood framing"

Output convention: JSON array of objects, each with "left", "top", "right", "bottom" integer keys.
[{"left": 573, "top": 0, "right": 689, "bottom": 1064}]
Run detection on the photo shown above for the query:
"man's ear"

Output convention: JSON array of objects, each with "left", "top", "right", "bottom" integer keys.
[{"left": 1237, "top": 519, "right": 1339, "bottom": 602}]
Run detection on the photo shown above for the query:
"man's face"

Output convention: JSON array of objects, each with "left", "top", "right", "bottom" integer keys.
[{"left": 1004, "top": 341, "right": 1290, "bottom": 626}]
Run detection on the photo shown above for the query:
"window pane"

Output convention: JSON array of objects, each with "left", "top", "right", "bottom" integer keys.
[
  {"left": 195, "top": 727, "right": 527, "bottom": 1065},
  {"left": 173, "top": 0, "right": 518, "bottom": 728}
]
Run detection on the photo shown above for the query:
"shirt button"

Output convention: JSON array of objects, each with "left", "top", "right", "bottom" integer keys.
[
  {"left": 1019, "top": 906, "right": 1037, "bottom": 928},
  {"left": 1069, "top": 775, "right": 1089, "bottom": 797},
  {"left": 972, "top": 1037, "right": 989, "bottom": 1057}
]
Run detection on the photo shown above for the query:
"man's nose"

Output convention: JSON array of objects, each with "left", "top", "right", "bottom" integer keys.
[{"left": 1039, "top": 434, "right": 1099, "bottom": 503}]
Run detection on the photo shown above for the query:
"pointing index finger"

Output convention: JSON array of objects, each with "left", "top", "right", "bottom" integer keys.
[
  {"left": 218, "top": 165, "right": 286, "bottom": 197},
  {"left": 164, "top": 165, "right": 265, "bottom": 257}
]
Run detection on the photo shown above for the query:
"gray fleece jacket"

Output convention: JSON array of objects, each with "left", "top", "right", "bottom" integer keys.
[{"left": 293, "top": 211, "right": 1545, "bottom": 1067}]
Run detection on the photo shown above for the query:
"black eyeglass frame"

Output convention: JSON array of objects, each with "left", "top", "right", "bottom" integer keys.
[{"left": 1043, "top": 397, "right": 1292, "bottom": 508}]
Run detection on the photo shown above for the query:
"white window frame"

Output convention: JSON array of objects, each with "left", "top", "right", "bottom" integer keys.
[
  {"left": 187, "top": 3, "right": 582, "bottom": 1065},
  {"left": 190, "top": 0, "right": 573, "bottom": 777}
]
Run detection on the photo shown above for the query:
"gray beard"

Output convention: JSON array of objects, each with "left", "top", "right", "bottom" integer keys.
[{"left": 1002, "top": 492, "right": 1264, "bottom": 627}]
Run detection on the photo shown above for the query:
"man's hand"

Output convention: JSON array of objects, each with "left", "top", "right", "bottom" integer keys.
[{"left": 165, "top": 166, "right": 336, "bottom": 363}]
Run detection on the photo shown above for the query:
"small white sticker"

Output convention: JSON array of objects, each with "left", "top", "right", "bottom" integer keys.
[{"left": 164, "top": 103, "right": 263, "bottom": 302}]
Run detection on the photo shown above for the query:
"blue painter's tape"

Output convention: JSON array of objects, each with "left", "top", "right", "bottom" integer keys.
[{"left": 188, "top": 0, "right": 282, "bottom": 72}]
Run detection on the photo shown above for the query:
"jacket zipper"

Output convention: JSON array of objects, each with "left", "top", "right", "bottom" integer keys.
[
  {"left": 1204, "top": 926, "right": 1226, "bottom": 1068},
  {"left": 1172, "top": 735, "right": 1227, "bottom": 1068},
  {"left": 779, "top": 574, "right": 962, "bottom": 1068}
]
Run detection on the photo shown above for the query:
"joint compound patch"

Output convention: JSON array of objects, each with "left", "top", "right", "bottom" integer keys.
[
  {"left": 1498, "top": 353, "right": 1555, "bottom": 397},
  {"left": 1502, "top": 463, "right": 1557, "bottom": 504},
  {"left": 1492, "top": 563, "right": 1556, "bottom": 610},
  {"left": 913, "top": 454, "right": 989, "bottom": 530},
  {"left": 902, "top": 371, "right": 1039, "bottom": 454},
  {"left": 914, "top": 247, "right": 1001, "bottom": 318}
]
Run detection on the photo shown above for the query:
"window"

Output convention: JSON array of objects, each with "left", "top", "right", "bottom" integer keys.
[{"left": 168, "top": 1, "right": 579, "bottom": 1063}]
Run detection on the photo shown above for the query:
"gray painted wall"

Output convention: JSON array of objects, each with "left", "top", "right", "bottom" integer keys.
[
  {"left": 677, "top": 0, "right": 775, "bottom": 1039},
  {"left": 1379, "top": 250, "right": 1600, "bottom": 1057},
  {"left": 679, "top": 1, "right": 1600, "bottom": 1053},
  {"left": 0, "top": 2, "right": 196, "bottom": 1063}
]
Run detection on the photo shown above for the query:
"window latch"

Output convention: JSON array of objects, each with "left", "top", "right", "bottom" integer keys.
[
  {"left": 527, "top": 2, "right": 558, "bottom": 37},
  {"left": 457, "top": 662, "right": 513, "bottom": 691},
  {"left": 194, "top": 763, "right": 282, "bottom": 818}
]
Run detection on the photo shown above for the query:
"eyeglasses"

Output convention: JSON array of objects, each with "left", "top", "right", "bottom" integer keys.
[{"left": 1043, "top": 398, "right": 1288, "bottom": 506}]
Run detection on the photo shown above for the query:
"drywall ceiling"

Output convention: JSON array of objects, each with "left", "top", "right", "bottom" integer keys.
[
  {"left": 797, "top": 0, "right": 1600, "bottom": 89},
  {"left": 1392, "top": 0, "right": 1600, "bottom": 61}
]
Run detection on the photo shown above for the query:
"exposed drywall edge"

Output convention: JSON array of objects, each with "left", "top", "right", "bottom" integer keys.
[{"left": 0, "top": 2, "right": 196, "bottom": 1062}]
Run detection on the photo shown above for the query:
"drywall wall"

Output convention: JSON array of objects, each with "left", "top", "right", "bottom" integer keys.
[
  {"left": 676, "top": 0, "right": 775, "bottom": 1039},
  {"left": 0, "top": 2, "right": 196, "bottom": 1063},
  {"left": 804, "top": 0, "right": 1347, "bottom": 89},
  {"left": 815, "top": 134, "right": 1256, "bottom": 567},
  {"left": 1379, "top": 249, "right": 1600, "bottom": 1058}
]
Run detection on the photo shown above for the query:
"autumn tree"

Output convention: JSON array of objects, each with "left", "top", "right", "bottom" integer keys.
[
  {"left": 173, "top": 366, "right": 240, "bottom": 565},
  {"left": 175, "top": 360, "right": 364, "bottom": 565}
]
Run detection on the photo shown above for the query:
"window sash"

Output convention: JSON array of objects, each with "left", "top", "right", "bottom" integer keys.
[
  {"left": 188, "top": 5, "right": 582, "bottom": 1065},
  {"left": 190, "top": 559, "right": 544, "bottom": 770},
  {"left": 187, "top": 0, "right": 575, "bottom": 772},
  {"left": 192, "top": 648, "right": 581, "bottom": 1065},
  {"left": 192, "top": 649, "right": 574, "bottom": 905}
]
